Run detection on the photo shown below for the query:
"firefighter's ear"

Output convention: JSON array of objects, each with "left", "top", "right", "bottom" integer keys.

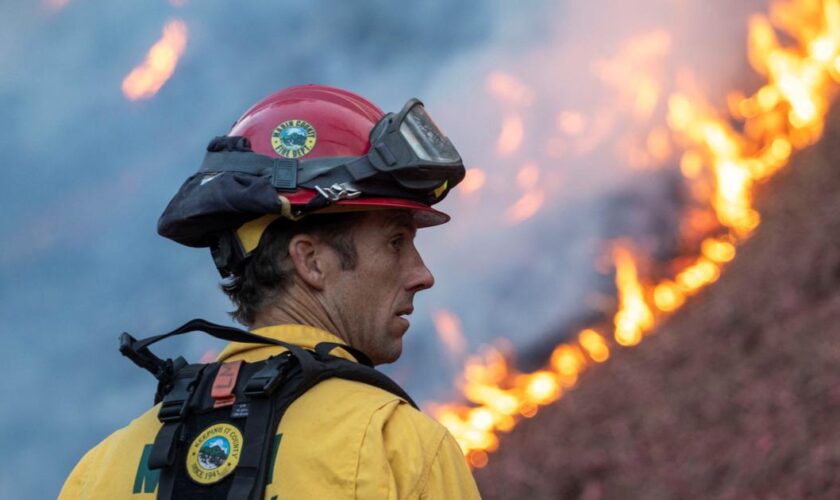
[{"left": 288, "top": 233, "right": 334, "bottom": 291}]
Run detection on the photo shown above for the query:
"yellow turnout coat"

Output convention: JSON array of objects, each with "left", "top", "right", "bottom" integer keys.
[{"left": 60, "top": 325, "right": 480, "bottom": 499}]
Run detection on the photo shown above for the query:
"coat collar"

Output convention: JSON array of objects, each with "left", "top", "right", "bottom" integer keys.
[{"left": 216, "top": 324, "right": 358, "bottom": 363}]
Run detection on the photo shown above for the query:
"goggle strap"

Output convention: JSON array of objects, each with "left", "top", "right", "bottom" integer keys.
[
  {"left": 199, "top": 149, "right": 273, "bottom": 175},
  {"left": 201, "top": 149, "right": 375, "bottom": 187},
  {"left": 295, "top": 156, "right": 365, "bottom": 184},
  {"left": 296, "top": 157, "right": 380, "bottom": 191},
  {"left": 200, "top": 150, "right": 300, "bottom": 191}
]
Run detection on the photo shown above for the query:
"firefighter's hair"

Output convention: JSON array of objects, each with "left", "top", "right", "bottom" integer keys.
[{"left": 221, "top": 212, "right": 365, "bottom": 325}]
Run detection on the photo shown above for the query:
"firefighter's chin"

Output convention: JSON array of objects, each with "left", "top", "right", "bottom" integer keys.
[
  {"left": 369, "top": 316, "right": 408, "bottom": 365},
  {"left": 395, "top": 314, "right": 410, "bottom": 332}
]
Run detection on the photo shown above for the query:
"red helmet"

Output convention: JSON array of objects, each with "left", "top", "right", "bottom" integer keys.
[
  {"left": 158, "top": 84, "right": 464, "bottom": 275},
  {"left": 227, "top": 85, "right": 450, "bottom": 224}
]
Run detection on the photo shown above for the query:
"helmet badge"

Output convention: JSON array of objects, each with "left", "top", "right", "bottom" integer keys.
[{"left": 271, "top": 119, "right": 317, "bottom": 158}]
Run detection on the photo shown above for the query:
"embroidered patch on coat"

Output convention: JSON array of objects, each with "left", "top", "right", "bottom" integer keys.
[{"left": 186, "top": 423, "right": 243, "bottom": 484}]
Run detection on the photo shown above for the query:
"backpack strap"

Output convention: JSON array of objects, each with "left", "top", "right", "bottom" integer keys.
[
  {"left": 120, "top": 319, "right": 323, "bottom": 399},
  {"left": 313, "top": 342, "right": 417, "bottom": 407},
  {"left": 120, "top": 320, "right": 418, "bottom": 500},
  {"left": 120, "top": 318, "right": 315, "bottom": 370},
  {"left": 226, "top": 344, "right": 417, "bottom": 500},
  {"left": 227, "top": 354, "right": 296, "bottom": 500},
  {"left": 314, "top": 341, "right": 374, "bottom": 366}
]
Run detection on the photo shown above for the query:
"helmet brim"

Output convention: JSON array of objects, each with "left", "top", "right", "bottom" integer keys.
[{"left": 281, "top": 191, "right": 450, "bottom": 227}]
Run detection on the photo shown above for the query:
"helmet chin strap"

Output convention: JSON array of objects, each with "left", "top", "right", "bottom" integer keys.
[{"left": 211, "top": 230, "right": 249, "bottom": 278}]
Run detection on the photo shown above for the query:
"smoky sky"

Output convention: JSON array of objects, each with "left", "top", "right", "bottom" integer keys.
[
  {"left": 2, "top": 0, "right": 768, "bottom": 497},
  {"left": 0, "top": 1, "right": 534, "bottom": 497}
]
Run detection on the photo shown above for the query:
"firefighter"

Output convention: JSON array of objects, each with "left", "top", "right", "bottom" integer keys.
[{"left": 60, "top": 84, "right": 480, "bottom": 499}]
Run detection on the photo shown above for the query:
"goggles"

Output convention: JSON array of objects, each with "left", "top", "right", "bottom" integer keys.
[{"left": 366, "top": 98, "right": 463, "bottom": 192}]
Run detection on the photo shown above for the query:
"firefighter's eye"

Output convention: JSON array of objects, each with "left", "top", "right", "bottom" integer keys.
[{"left": 389, "top": 235, "right": 404, "bottom": 250}]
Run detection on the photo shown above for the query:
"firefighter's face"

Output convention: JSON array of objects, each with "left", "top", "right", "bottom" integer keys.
[{"left": 324, "top": 210, "right": 434, "bottom": 365}]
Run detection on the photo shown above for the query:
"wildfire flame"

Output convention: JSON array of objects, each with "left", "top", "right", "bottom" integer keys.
[
  {"left": 612, "top": 245, "right": 654, "bottom": 347},
  {"left": 122, "top": 20, "right": 188, "bottom": 101},
  {"left": 486, "top": 71, "right": 535, "bottom": 107},
  {"left": 496, "top": 114, "right": 525, "bottom": 156},
  {"left": 434, "top": 0, "right": 840, "bottom": 467},
  {"left": 460, "top": 168, "right": 487, "bottom": 196},
  {"left": 506, "top": 162, "right": 545, "bottom": 223},
  {"left": 433, "top": 309, "right": 468, "bottom": 360},
  {"left": 592, "top": 30, "right": 671, "bottom": 120},
  {"left": 557, "top": 111, "right": 586, "bottom": 136},
  {"left": 43, "top": 0, "right": 69, "bottom": 12}
]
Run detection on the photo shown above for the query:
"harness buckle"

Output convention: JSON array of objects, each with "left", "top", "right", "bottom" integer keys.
[
  {"left": 244, "top": 353, "right": 292, "bottom": 397},
  {"left": 158, "top": 370, "right": 200, "bottom": 422}
]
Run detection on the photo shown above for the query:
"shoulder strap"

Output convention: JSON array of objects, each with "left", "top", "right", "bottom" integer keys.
[
  {"left": 227, "top": 342, "right": 418, "bottom": 500},
  {"left": 313, "top": 343, "right": 417, "bottom": 407}
]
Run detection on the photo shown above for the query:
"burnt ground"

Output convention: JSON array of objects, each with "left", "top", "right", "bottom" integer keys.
[{"left": 474, "top": 107, "right": 840, "bottom": 499}]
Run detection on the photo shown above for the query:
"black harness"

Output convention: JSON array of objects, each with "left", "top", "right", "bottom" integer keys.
[{"left": 120, "top": 319, "right": 416, "bottom": 500}]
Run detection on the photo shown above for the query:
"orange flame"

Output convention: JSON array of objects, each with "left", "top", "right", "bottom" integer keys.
[
  {"left": 593, "top": 30, "right": 671, "bottom": 120},
  {"left": 496, "top": 114, "right": 525, "bottom": 156},
  {"left": 505, "top": 163, "right": 544, "bottom": 223},
  {"left": 612, "top": 246, "right": 654, "bottom": 346},
  {"left": 669, "top": 0, "right": 840, "bottom": 236},
  {"left": 577, "top": 329, "right": 610, "bottom": 363},
  {"left": 122, "top": 20, "right": 188, "bottom": 101},
  {"left": 436, "top": 0, "right": 840, "bottom": 469},
  {"left": 505, "top": 192, "right": 545, "bottom": 223},
  {"left": 486, "top": 72, "right": 534, "bottom": 107},
  {"left": 433, "top": 309, "right": 468, "bottom": 359},
  {"left": 43, "top": 0, "right": 69, "bottom": 12},
  {"left": 557, "top": 111, "right": 587, "bottom": 136},
  {"left": 460, "top": 168, "right": 487, "bottom": 196},
  {"left": 432, "top": 327, "right": 612, "bottom": 465}
]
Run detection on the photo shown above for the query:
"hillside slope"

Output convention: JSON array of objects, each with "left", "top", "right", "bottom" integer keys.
[{"left": 474, "top": 107, "right": 840, "bottom": 499}]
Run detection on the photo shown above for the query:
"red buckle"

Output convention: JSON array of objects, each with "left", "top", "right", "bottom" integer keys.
[{"left": 211, "top": 361, "right": 243, "bottom": 408}]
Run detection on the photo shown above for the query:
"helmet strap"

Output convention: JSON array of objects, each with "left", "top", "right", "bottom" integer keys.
[{"left": 210, "top": 231, "right": 249, "bottom": 278}]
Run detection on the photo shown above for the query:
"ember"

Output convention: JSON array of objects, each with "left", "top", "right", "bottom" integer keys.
[{"left": 122, "top": 20, "right": 188, "bottom": 101}]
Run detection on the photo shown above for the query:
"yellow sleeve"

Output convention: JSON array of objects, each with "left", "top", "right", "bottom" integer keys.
[
  {"left": 421, "top": 430, "right": 482, "bottom": 500},
  {"left": 356, "top": 400, "right": 481, "bottom": 499},
  {"left": 59, "top": 409, "right": 162, "bottom": 500},
  {"left": 59, "top": 440, "right": 105, "bottom": 499}
]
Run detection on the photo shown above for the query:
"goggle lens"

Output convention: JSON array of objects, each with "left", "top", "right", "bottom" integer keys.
[{"left": 399, "top": 105, "right": 460, "bottom": 163}]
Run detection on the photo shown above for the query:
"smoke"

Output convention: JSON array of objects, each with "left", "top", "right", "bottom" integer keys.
[
  {"left": 396, "top": 0, "right": 770, "bottom": 401},
  {"left": 0, "top": 1, "right": 517, "bottom": 497},
  {"left": 1, "top": 0, "right": 771, "bottom": 497}
]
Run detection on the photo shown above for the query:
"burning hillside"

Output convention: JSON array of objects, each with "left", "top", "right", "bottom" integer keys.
[
  {"left": 472, "top": 99, "right": 840, "bottom": 497},
  {"left": 431, "top": 0, "right": 840, "bottom": 477}
]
